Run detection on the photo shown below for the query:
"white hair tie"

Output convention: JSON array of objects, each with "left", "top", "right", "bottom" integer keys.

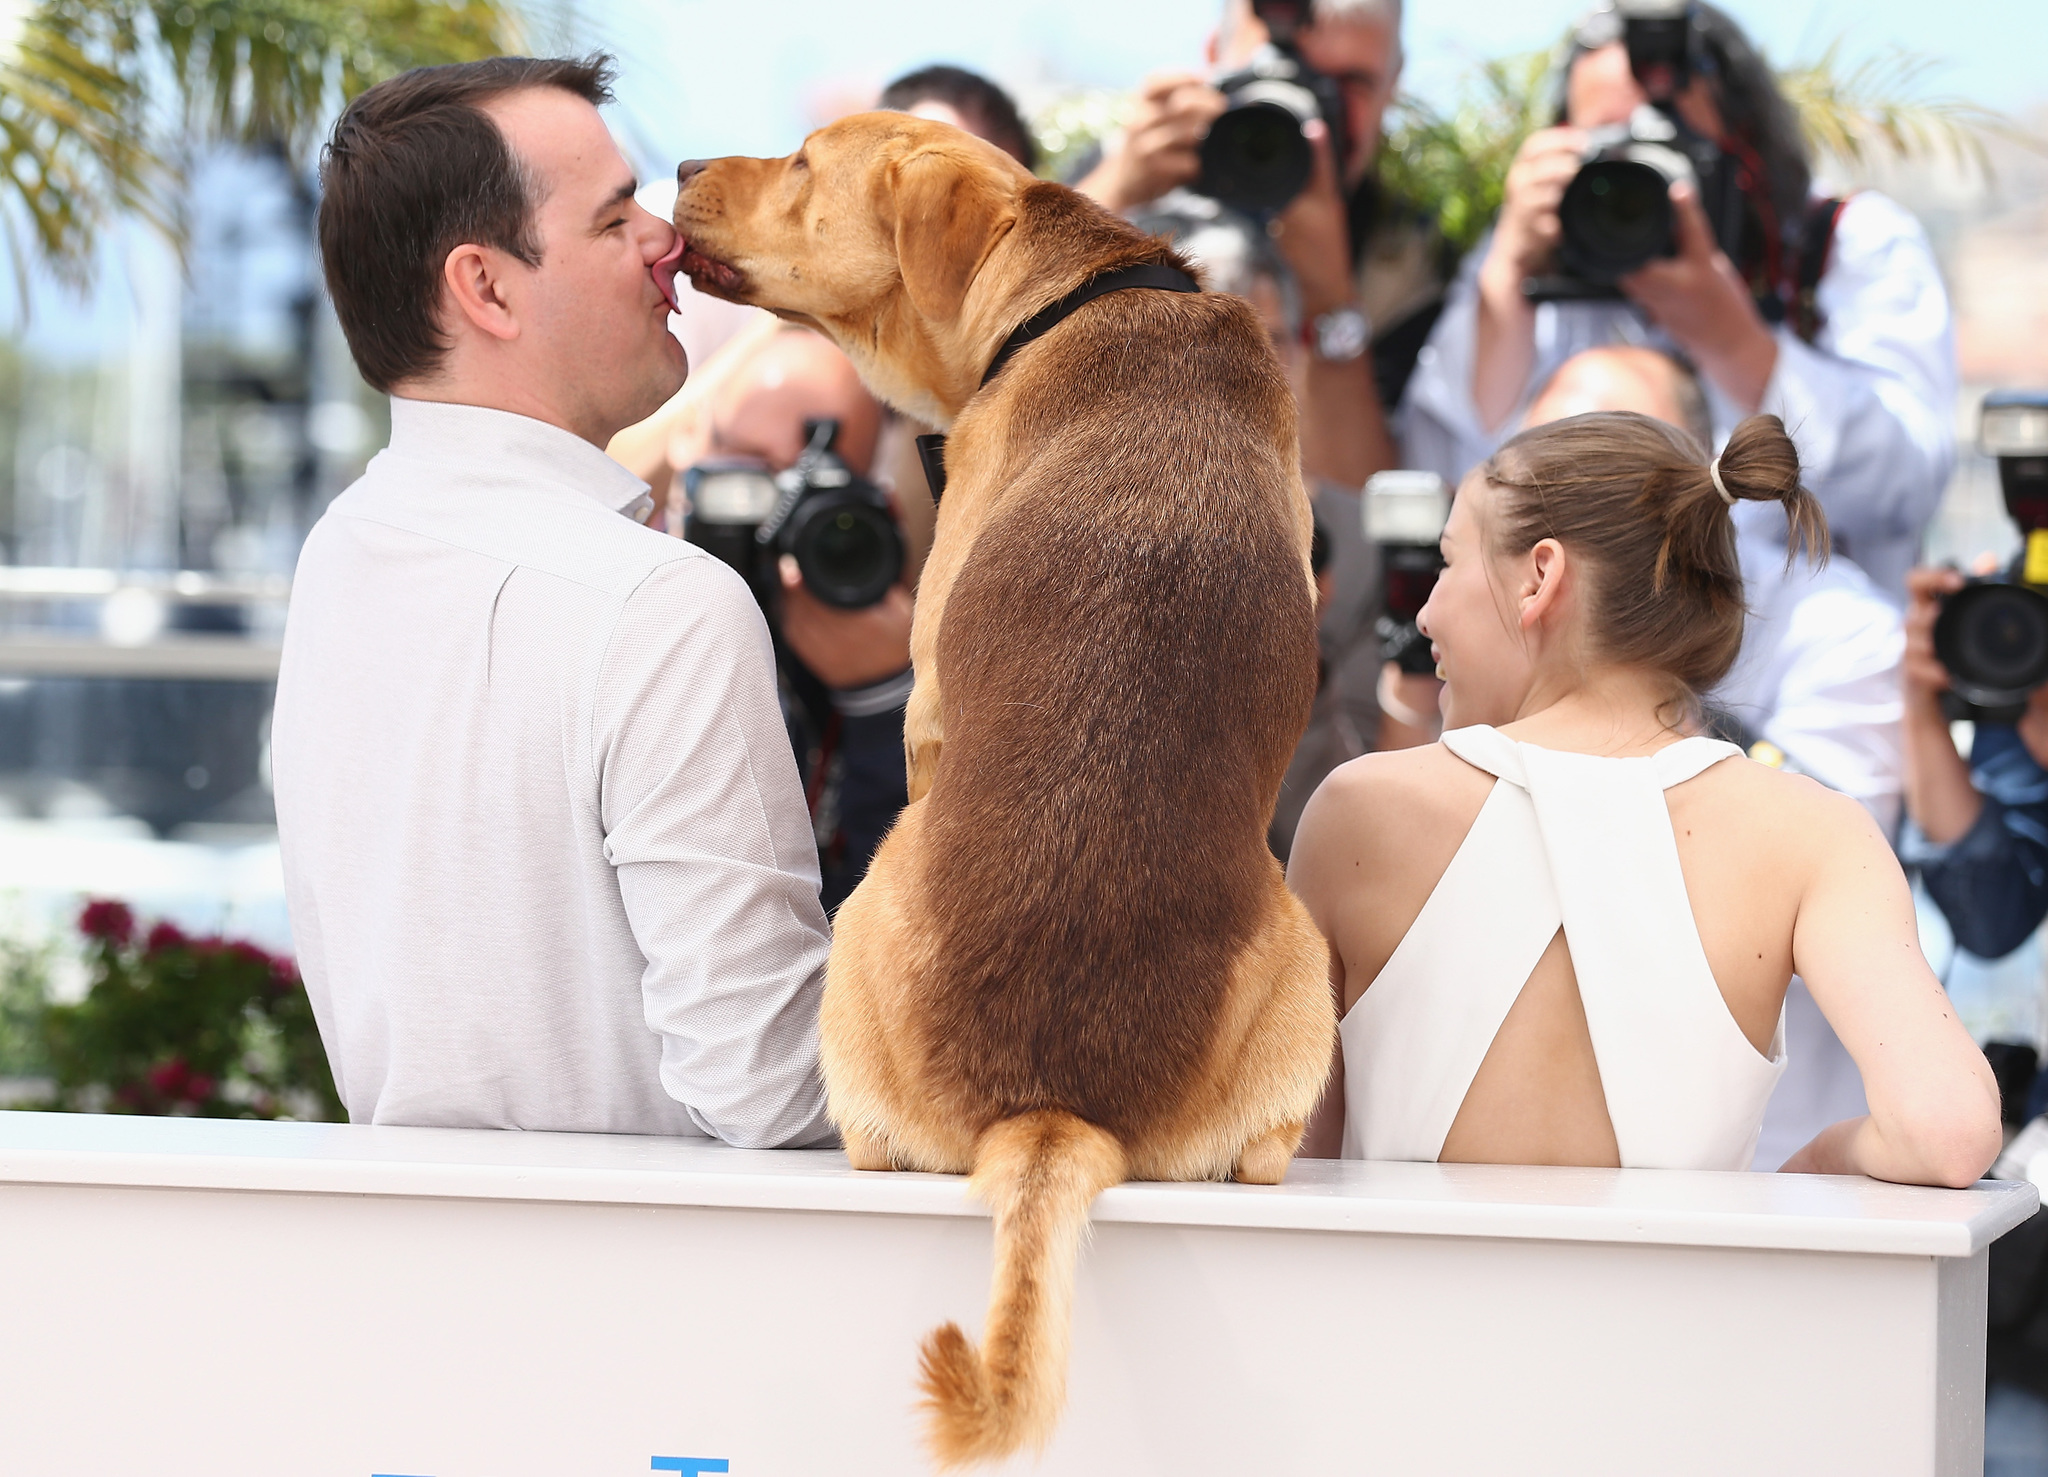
[{"left": 1709, "top": 457, "right": 1736, "bottom": 507}]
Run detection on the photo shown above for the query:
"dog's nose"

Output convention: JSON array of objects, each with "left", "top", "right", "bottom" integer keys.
[{"left": 676, "top": 159, "right": 709, "bottom": 189}]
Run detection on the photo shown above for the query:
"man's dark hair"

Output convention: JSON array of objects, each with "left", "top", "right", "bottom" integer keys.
[
  {"left": 878, "top": 64, "right": 1038, "bottom": 173},
  {"left": 318, "top": 55, "right": 617, "bottom": 393}
]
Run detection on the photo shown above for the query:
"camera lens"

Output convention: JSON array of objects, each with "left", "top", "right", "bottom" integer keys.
[
  {"left": 1559, "top": 158, "right": 1676, "bottom": 283},
  {"left": 1198, "top": 98, "right": 1315, "bottom": 214},
  {"left": 790, "top": 497, "right": 904, "bottom": 609},
  {"left": 1935, "top": 583, "right": 2048, "bottom": 704}
]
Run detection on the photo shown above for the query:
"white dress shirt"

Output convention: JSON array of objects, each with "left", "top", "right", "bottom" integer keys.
[
  {"left": 1400, "top": 191, "right": 1957, "bottom": 600},
  {"left": 273, "top": 398, "right": 833, "bottom": 1146}
]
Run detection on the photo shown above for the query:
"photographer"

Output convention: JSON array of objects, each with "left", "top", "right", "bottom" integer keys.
[
  {"left": 672, "top": 326, "right": 915, "bottom": 911},
  {"left": 1404, "top": 1, "right": 1955, "bottom": 599},
  {"left": 1900, "top": 565, "right": 2048, "bottom": 962},
  {"left": 1075, "top": 0, "right": 1445, "bottom": 492}
]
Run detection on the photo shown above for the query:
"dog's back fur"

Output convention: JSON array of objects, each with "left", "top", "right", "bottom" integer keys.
[{"left": 920, "top": 280, "right": 1315, "bottom": 1146}]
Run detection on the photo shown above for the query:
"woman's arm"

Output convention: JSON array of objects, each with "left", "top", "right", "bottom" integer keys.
[{"left": 1785, "top": 792, "right": 2002, "bottom": 1187}]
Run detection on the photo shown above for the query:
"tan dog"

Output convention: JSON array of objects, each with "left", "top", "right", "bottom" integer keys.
[{"left": 674, "top": 113, "right": 1335, "bottom": 1466}]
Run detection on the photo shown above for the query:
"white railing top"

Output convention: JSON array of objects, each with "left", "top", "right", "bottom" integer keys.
[{"left": 0, "top": 1111, "right": 2032, "bottom": 1257}]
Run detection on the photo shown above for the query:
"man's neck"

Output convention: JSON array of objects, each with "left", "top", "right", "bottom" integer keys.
[{"left": 392, "top": 376, "right": 612, "bottom": 450}]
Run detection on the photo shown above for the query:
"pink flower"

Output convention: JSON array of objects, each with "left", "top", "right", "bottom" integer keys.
[
  {"left": 78, "top": 899, "right": 134, "bottom": 945},
  {"left": 144, "top": 921, "right": 189, "bottom": 954}
]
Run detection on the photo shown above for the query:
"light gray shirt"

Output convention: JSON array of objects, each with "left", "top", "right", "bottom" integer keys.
[{"left": 273, "top": 398, "right": 833, "bottom": 1146}]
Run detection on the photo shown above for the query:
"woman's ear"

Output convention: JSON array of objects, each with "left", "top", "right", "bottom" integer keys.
[{"left": 1519, "top": 538, "right": 1569, "bottom": 631}]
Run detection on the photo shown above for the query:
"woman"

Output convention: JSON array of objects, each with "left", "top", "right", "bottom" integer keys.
[{"left": 1288, "top": 411, "right": 1999, "bottom": 1185}]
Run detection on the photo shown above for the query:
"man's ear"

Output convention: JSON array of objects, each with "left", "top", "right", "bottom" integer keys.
[
  {"left": 442, "top": 242, "right": 522, "bottom": 344},
  {"left": 892, "top": 147, "right": 1017, "bottom": 324}
]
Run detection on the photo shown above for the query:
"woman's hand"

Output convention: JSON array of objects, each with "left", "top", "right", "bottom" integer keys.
[{"left": 1618, "top": 181, "right": 1778, "bottom": 412}]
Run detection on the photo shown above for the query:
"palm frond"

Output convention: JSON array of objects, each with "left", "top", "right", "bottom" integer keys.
[
  {"left": 1380, "top": 49, "right": 1553, "bottom": 255},
  {"left": 1778, "top": 39, "right": 2044, "bottom": 177},
  {"left": 146, "top": 0, "right": 526, "bottom": 157},
  {"left": 0, "top": 4, "right": 159, "bottom": 306}
]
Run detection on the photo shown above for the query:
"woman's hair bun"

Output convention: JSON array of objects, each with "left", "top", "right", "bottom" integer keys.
[
  {"left": 1711, "top": 413, "right": 1826, "bottom": 562},
  {"left": 1481, "top": 409, "right": 1830, "bottom": 698}
]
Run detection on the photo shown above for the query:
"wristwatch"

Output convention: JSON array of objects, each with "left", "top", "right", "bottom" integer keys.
[{"left": 1308, "top": 303, "right": 1372, "bottom": 363}]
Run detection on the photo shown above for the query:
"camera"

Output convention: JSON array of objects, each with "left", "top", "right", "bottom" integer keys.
[
  {"left": 1524, "top": 1, "right": 1744, "bottom": 301},
  {"left": 1934, "top": 391, "right": 2048, "bottom": 720},
  {"left": 1365, "top": 470, "right": 1451, "bottom": 674},
  {"left": 1196, "top": 0, "right": 1350, "bottom": 216},
  {"left": 683, "top": 418, "right": 904, "bottom": 612}
]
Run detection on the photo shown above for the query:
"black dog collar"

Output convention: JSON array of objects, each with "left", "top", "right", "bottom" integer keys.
[{"left": 918, "top": 262, "right": 1200, "bottom": 505}]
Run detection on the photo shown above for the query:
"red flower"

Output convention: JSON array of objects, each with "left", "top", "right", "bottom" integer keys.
[
  {"left": 184, "top": 1073, "right": 216, "bottom": 1103},
  {"left": 77, "top": 899, "right": 134, "bottom": 945},
  {"left": 266, "top": 957, "right": 301, "bottom": 997},
  {"left": 225, "top": 940, "right": 272, "bottom": 969},
  {"left": 147, "top": 1059, "right": 191, "bottom": 1098},
  {"left": 144, "top": 921, "right": 189, "bottom": 954}
]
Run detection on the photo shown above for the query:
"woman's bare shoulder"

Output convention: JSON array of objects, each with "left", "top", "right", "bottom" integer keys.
[
  {"left": 1291, "top": 743, "right": 1494, "bottom": 887},
  {"left": 1314, "top": 743, "right": 1494, "bottom": 823},
  {"left": 1682, "top": 750, "right": 1888, "bottom": 853}
]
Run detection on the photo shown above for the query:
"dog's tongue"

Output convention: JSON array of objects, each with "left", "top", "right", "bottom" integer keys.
[{"left": 652, "top": 235, "right": 686, "bottom": 312}]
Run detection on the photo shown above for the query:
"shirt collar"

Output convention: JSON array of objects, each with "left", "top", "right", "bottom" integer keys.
[{"left": 385, "top": 397, "right": 653, "bottom": 520}]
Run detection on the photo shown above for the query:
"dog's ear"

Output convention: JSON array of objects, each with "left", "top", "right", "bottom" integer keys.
[{"left": 892, "top": 147, "right": 1018, "bottom": 323}]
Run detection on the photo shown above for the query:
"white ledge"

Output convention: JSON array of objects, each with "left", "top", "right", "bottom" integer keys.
[{"left": 0, "top": 1110, "right": 2032, "bottom": 1257}]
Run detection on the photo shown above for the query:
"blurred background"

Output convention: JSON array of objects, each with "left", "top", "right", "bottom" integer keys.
[{"left": 0, "top": 0, "right": 2038, "bottom": 1010}]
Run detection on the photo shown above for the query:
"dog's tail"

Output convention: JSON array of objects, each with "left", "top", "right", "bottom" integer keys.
[{"left": 918, "top": 1109, "right": 1126, "bottom": 1467}]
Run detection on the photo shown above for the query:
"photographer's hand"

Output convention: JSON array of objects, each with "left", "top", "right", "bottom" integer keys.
[
  {"left": 1277, "top": 119, "right": 1394, "bottom": 490},
  {"left": 1473, "top": 126, "right": 1585, "bottom": 431},
  {"left": 1619, "top": 181, "right": 1777, "bottom": 412},
  {"left": 777, "top": 556, "right": 914, "bottom": 692},
  {"left": 1074, "top": 73, "right": 1225, "bottom": 213},
  {"left": 1900, "top": 565, "right": 1982, "bottom": 845}
]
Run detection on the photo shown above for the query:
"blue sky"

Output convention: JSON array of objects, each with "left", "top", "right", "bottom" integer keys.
[{"left": 601, "top": 0, "right": 2048, "bottom": 173}]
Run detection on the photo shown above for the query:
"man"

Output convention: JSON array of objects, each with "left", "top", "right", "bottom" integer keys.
[
  {"left": 1076, "top": 0, "right": 1443, "bottom": 492},
  {"left": 1404, "top": 3, "right": 1955, "bottom": 600},
  {"left": 1523, "top": 343, "right": 1902, "bottom": 1174},
  {"left": 273, "top": 57, "right": 833, "bottom": 1145},
  {"left": 878, "top": 64, "right": 1039, "bottom": 172}
]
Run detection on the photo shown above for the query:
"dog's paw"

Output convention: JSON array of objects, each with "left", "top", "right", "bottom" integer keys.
[
  {"left": 1232, "top": 1121, "right": 1303, "bottom": 1186},
  {"left": 843, "top": 1126, "right": 895, "bottom": 1172}
]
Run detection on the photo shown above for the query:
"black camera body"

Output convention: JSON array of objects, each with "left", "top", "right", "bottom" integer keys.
[
  {"left": 683, "top": 419, "right": 904, "bottom": 613},
  {"left": 1525, "top": 1, "right": 1745, "bottom": 302},
  {"left": 1935, "top": 391, "right": 2048, "bottom": 721},
  {"left": 1365, "top": 470, "right": 1451, "bottom": 674},
  {"left": 1196, "top": 0, "right": 1350, "bottom": 216}
]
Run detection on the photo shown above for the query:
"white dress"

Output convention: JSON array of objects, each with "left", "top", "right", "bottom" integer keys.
[{"left": 1340, "top": 725, "right": 1788, "bottom": 1170}]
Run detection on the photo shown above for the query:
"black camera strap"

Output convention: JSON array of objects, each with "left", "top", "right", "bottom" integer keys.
[{"left": 917, "top": 261, "right": 1200, "bottom": 505}]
